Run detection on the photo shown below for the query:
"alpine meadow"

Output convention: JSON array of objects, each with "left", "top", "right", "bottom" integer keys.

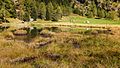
[{"left": 0, "top": 0, "right": 120, "bottom": 68}]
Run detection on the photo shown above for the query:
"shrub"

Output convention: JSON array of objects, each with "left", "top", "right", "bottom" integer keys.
[
  {"left": 107, "top": 11, "right": 119, "bottom": 20},
  {"left": 62, "top": 6, "right": 72, "bottom": 16},
  {"left": 86, "top": 11, "right": 93, "bottom": 18},
  {"left": 73, "top": 8, "right": 81, "bottom": 15},
  {"left": 30, "top": 27, "right": 38, "bottom": 38}
]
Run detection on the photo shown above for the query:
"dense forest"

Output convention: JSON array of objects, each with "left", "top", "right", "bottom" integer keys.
[{"left": 0, "top": 0, "right": 120, "bottom": 22}]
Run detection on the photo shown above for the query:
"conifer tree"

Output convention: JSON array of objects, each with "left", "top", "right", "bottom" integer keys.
[
  {"left": 108, "top": 11, "right": 119, "bottom": 20},
  {"left": 52, "top": 6, "right": 62, "bottom": 21},
  {"left": 62, "top": 6, "right": 71, "bottom": 16},
  {"left": 97, "top": 8, "right": 105, "bottom": 18},
  {"left": 30, "top": 2, "right": 37, "bottom": 21},
  {"left": 55, "top": 6, "right": 62, "bottom": 19},
  {"left": 118, "top": 9, "right": 120, "bottom": 18},
  {"left": 92, "top": 2, "right": 97, "bottom": 17},
  {"left": 39, "top": 2, "right": 46, "bottom": 19},
  {"left": 23, "top": 12, "right": 30, "bottom": 22},
  {"left": 73, "top": 8, "right": 81, "bottom": 15},
  {"left": 46, "top": 2, "right": 54, "bottom": 20}
]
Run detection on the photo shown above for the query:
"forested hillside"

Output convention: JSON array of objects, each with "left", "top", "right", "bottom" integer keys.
[
  {"left": 0, "top": 0, "right": 120, "bottom": 22},
  {"left": 1, "top": 0, "right": 120, "bottom": 68}
]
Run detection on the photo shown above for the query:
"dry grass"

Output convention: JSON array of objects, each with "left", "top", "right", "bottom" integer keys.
[{"left": 0, "top": 26, "right": 120, "bottom": 68}]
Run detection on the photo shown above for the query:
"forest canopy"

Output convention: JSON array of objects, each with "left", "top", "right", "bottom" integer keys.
[{"left": 0, "top": 0, "right": 120, "bottom": 22}]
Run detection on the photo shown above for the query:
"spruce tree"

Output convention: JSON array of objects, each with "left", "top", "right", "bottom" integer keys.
[
  {"left": 73, "top": 8, "right": 81, "bottom": 15},
  {"left": 118, "top": 9, "right": 120, "bottom": 18},
  {"left": 31, "top": 3, "right": 38, "bottom": 21},
  {"left": 62, "top": 6, "right": 71, "bottom": 16},
  {"left": 108, "top": 11, "right": 119, "bottom": 20},
  {"left": 39, "top": 2, "right": 46, "bottom": 19},
  {"left": 46, "top": 2, "right": 54, "bottom": 20},
  {"left": 97, "top": 8, "right": 105, "bottom": 18},
  {"left": 92, "top": 2, "right": 97, "bottom": 17},
  {"left": 23, "top": 12, "right": 30, "bottom": 22},
  {"left": 52, "top": 6, "right": 62, "bottom": 21},
  {"left": 55, "top": 6, "right": 62, "bottom": 19}
]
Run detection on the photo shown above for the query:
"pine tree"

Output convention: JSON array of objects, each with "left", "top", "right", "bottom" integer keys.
[
  {"left": 38, "top": 2, "right": 46, "bottom": 19},
  {"left": 92, "top": 1, "right": 97, "bottom": 17},
  {"left": 46, "top": 2, "right": 54, "bottom": 20},
  {"left": 55, "top": 6, "right": 62, "bottom": 19},
  {"left": 30, "top": 2, "right": 38, "bottom": 21},
  {"left": 52, "top": 6, "right": 62, "bottom": 21},
  {"left": 108, "top": 11, "right": 119, "bottom": 20},
  {"left": 23, "top": 12, "right": 30, "bottom": 22},
  {"left": 62, "top": 6, "right": 71, "bottom": 16},
  {"left": 73, "top": 8, "right": 81, "bottom": 15},
  {"left": 97, "top": 8, "right": 105, "bottom": 18},
  {"left": 118, "top": 9, "right": 120, "bottom": 18}
]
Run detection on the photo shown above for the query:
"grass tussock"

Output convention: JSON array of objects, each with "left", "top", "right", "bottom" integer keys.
[{"left": 0, "top": 26, "right": 120, "bottom": 68}]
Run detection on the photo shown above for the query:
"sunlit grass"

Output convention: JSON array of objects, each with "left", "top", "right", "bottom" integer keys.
[
  {"left": 0, "top": 15, "right": 120, "bottom": 68},
  {"left": 61, "top": 15, "right": 120, "bottom": 25}
]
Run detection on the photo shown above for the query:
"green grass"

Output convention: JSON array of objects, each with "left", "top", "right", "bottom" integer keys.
[{"left": 61, "top": 15, "right": 120, "bottom": 25}]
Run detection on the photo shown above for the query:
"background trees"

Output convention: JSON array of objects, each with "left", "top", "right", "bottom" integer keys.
[
  {"left": 46, "top": 2, "right": 54, "bottom": 20},
  {"left": 0, "top": 0, "right": 119, "bottom": 23},
  {"left": 38, "top": 2, "right": 46, "bottom": 19}
]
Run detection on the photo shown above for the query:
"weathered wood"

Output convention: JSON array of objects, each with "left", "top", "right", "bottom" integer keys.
[
  {"left": 44, "top": 53, "right": 61, "bottom": 61},
  {"left": 10, "top": 56, "right": 37, "bottom": 63},
  {"left": 35, "top": 40, "right": 53, "bottom": 48}
]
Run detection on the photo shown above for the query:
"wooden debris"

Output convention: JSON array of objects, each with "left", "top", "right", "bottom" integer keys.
[
  {"left": 10, "top": 56, "right": 37, "bottom": 63},
  {"left": 44, "top": 53, "right": 61, "bottom": 61},
  {"left": 35, "top": 40, "right": 53, "bottom": 48}
]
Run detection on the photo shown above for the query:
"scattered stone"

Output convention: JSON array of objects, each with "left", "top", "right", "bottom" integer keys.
[
  {"left": 91, "top": 30, "right": 98, "bottom": 35},
  {"left": 84, "top": 20, "right": 90, "bottom": 24}
]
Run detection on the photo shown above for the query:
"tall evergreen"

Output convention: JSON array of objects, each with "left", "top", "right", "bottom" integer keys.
[
  {"left": 30, "top": 1, "right": 37, "bottom": 21},
  {"left": 97, "top": 8, "right": 105, "bottom": 18},
  {"left": 38, "top": 2, "right": 46, "bottom": 19},
  {"left": 108, "top": 11, "right": 119, "bottom": 20},
  {"left": 55, "top": 6, "right": 62, "bottom": 19},
  {"left": 52, "top": 6, "right": 62, "bottom": 21},
  {"left": 23, "top": 12, "right": 30, "bottom": 22},
  {"left": 46, "top": 2, "right": 54, "bottom": 20}
]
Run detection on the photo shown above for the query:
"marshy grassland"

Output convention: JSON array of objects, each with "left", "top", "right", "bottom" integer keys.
[
  {"left": 0, "top": 0, "right": 120, "bottom": 67},
  {"left": 0, "top": 16, "right": 120, "bottom": 68},
  {"left": 0, "top": 24, "right": 120, "bottom": 68}
]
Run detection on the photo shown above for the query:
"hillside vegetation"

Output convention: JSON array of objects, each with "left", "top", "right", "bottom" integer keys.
[
  {"left": 0, "top": 0, "right": 120, "bottom": 23},
  {"left": 0, "top": 0, "right": 120, "bottom": 68}
]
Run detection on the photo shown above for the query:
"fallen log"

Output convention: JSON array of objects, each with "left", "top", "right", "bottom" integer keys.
[
  {"left": 10, "top": 56, "right": 37, "bottom": 63},
  {"left": 43, "top": 53, "right": 61, "bottom": 61},
  {"left": 35, "top": 40, "right": 53, "bottom": 48}
]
